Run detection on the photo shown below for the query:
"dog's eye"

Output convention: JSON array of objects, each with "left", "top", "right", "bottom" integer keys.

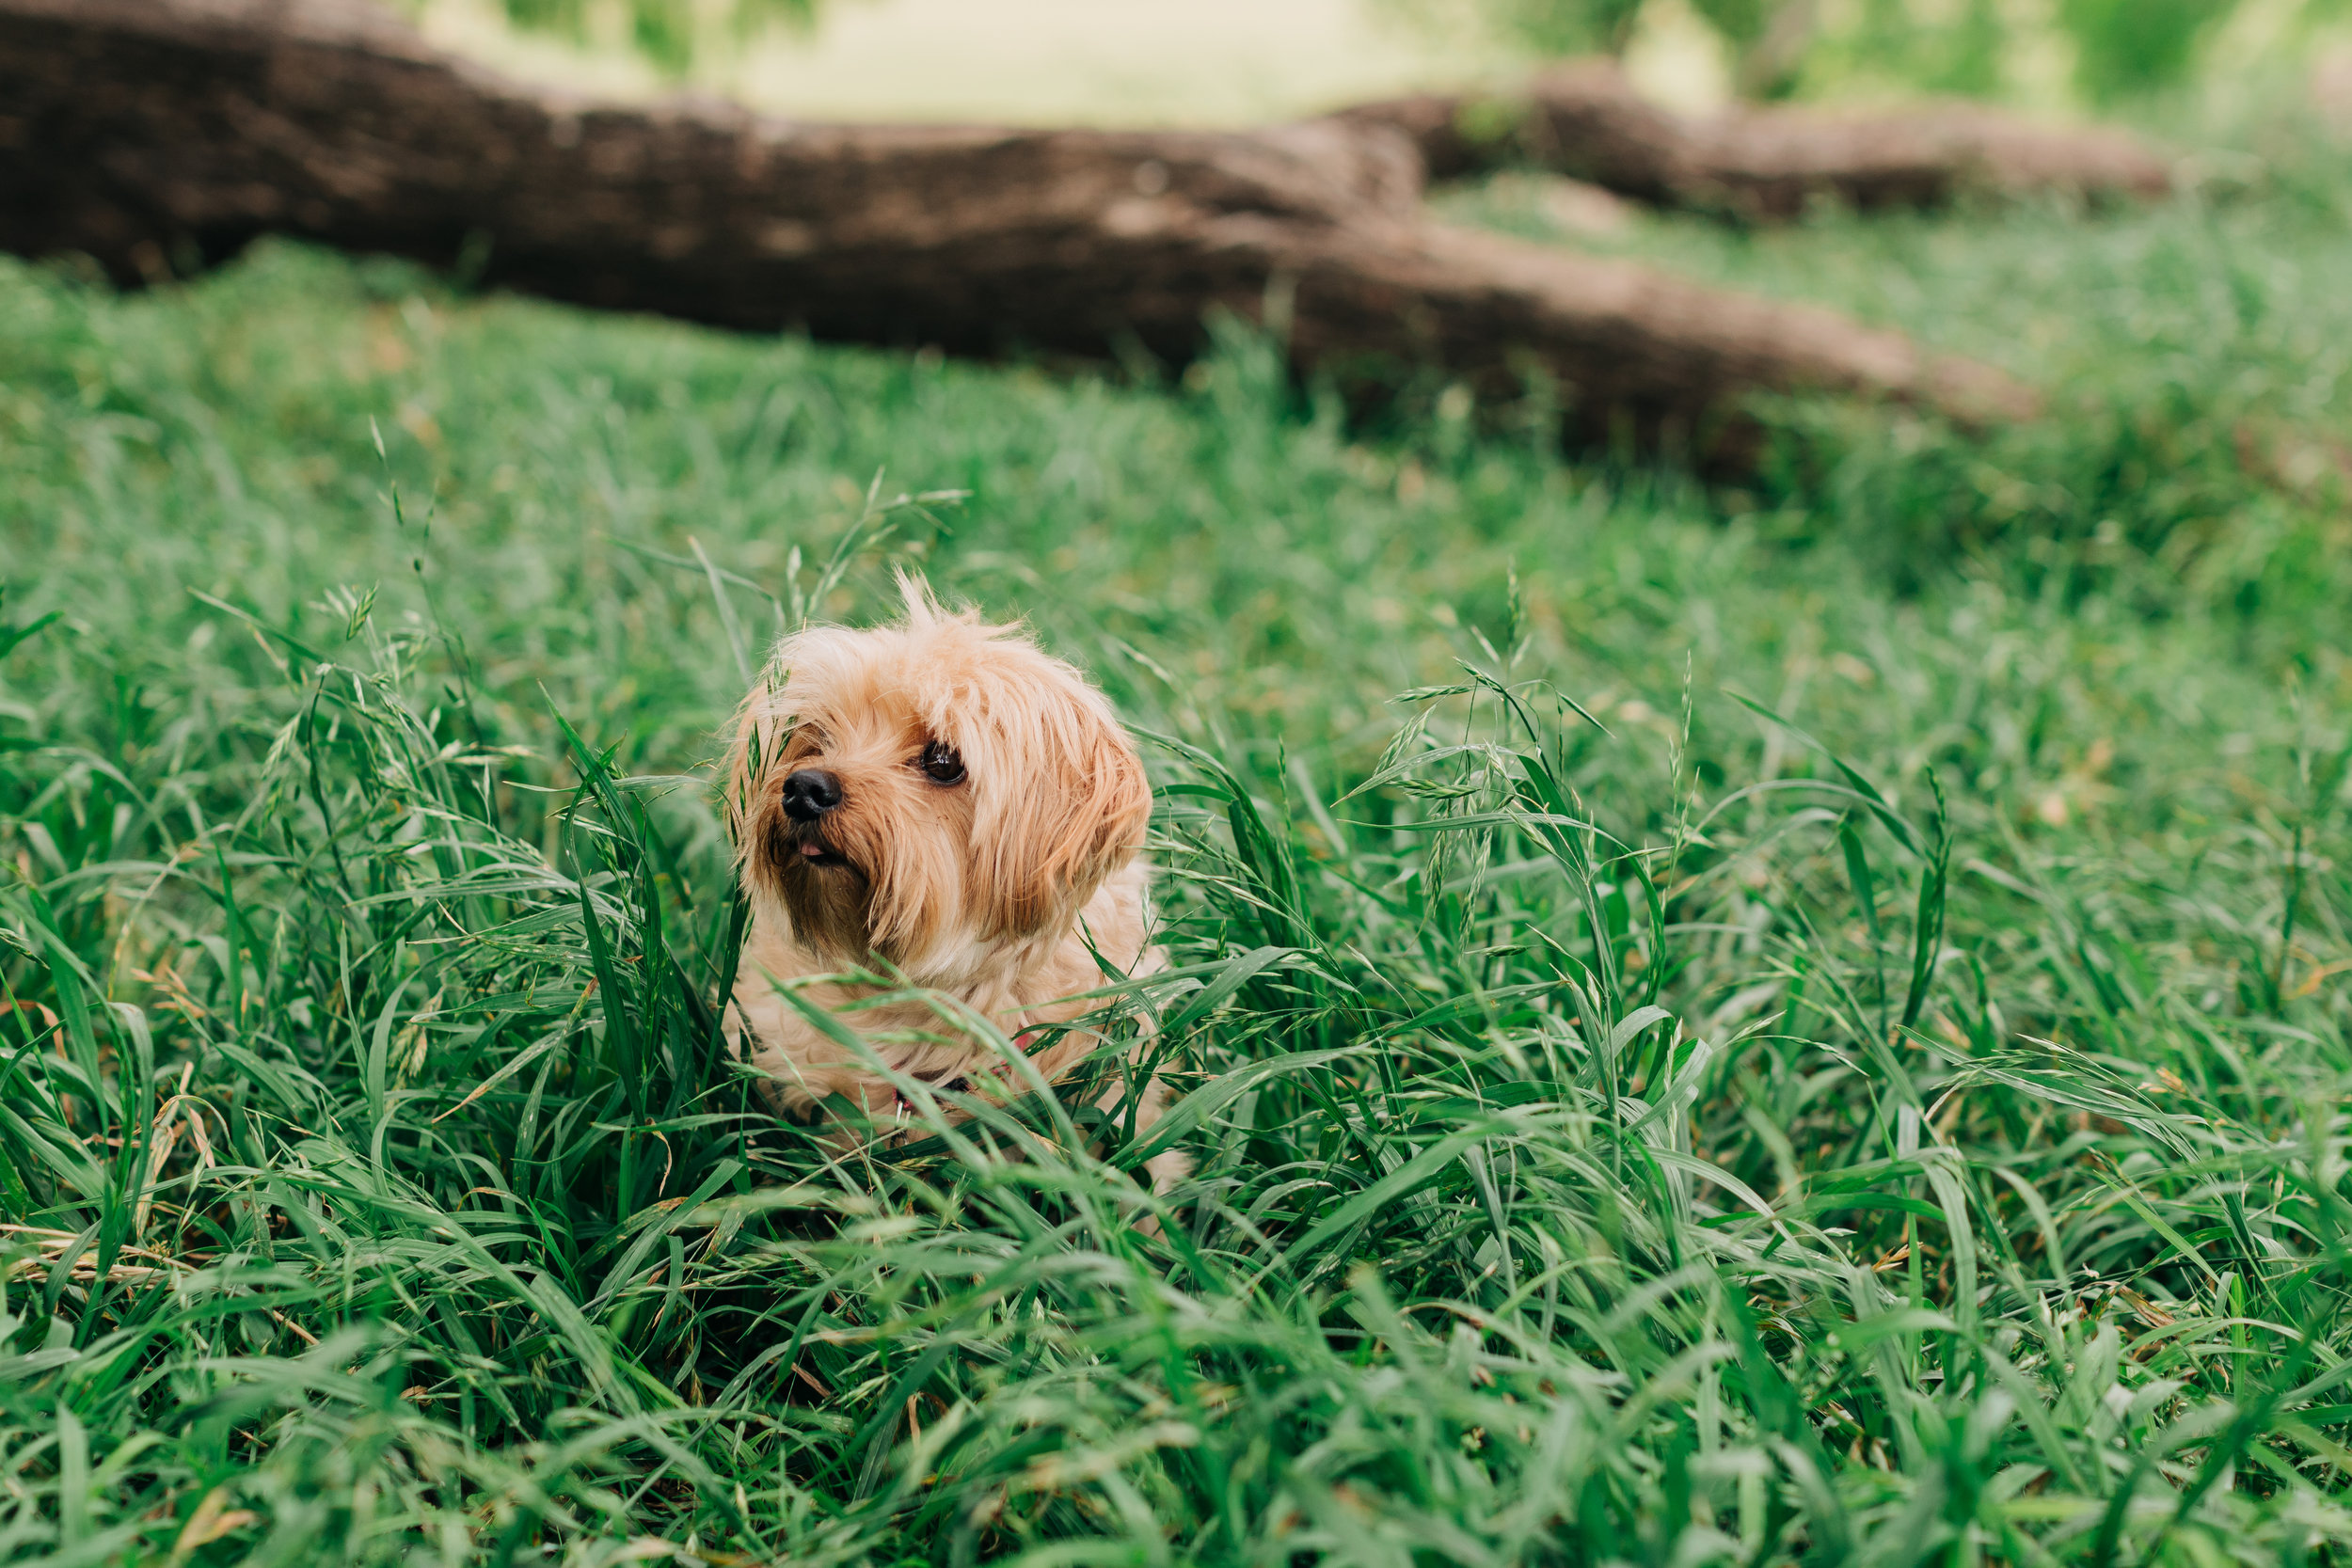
[{"left": 918, "top": 741, "right": 966, "bottom": 784}]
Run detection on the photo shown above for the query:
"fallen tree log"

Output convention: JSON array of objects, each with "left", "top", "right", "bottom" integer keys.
[
  {"left": 0, "top": 0, "right": 2036, "bottom": 463},
  {"left": 1334, "top": 58, "right": 2176, "bottom": 216}
]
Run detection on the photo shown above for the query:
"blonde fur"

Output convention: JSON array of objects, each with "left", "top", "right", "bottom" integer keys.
[{"left": 722, "top": 580, "right": 1184, "bottom": 1193}]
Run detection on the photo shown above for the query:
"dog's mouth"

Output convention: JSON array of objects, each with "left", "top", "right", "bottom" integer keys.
[
  {"left": 761, "top": 806, "right": 878, "bottom": 958},
  {"left": 799, "top": 841, "right": 850, "bottom": 868},
  {"left": 776, "top": 822, "right": 855, "bottom": 872}
]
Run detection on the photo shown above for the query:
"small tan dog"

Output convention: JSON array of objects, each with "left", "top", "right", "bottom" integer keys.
[{"left": 723, "top": 582, "right": 1183, "bottom": 1189}]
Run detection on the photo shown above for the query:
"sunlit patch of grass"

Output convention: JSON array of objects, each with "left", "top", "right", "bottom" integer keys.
[{"left": 3, "top": 130, "right": 2351, "bottom": 1561}]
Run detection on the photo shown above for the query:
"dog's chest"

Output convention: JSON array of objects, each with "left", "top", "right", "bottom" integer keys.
[{"left": 726, "top": 864, "right": 1153, "bottom": 1114}]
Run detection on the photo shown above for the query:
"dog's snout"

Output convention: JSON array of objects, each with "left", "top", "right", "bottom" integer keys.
[{"left": 780, "top": 768, "right": 843, "bottom": 822}]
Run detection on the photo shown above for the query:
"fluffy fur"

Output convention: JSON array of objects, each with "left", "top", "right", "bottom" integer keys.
[{"left": 722, "top": 582, "right": 1181, "bottom": 1188}]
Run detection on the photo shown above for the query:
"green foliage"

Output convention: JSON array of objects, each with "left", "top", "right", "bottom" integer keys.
[
  {"left": 2056, "top": 0, "right": 2230, "bottom": 103},
  {"left": 1436, "top": 0, "right": 1801, "bottom": 60},
  {"left": 1829, "top": 0, "right": 2010, "bottom": 99},
  {"left": 5, "top": 124, "right": 2352, "bottom": 1562},
  {"left": 415, "top": 0, "right": 820, "bottom": 72},
  {"left": 1482, "top": 0, "right": 1649, "bottom": 55},
  {"left": 1464, "top": 0, "right": 2280, "bottom": 105}
]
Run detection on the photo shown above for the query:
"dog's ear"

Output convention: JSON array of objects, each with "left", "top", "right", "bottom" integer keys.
[{"left": 975, "top": 700, "right": 1151, "bottom": 939}]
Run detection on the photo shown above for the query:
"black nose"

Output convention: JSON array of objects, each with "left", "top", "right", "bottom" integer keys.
[{"left": 780, "top": 768, "right": 843, "bottom": 822}]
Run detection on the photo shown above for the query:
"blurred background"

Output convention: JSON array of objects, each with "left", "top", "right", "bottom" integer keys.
[
  {"left": 410, "top": 0, "right": 2349, "bottom": 126},
  {"left": 12, "top": 0, "right": 2352, "bottom": 1560}
]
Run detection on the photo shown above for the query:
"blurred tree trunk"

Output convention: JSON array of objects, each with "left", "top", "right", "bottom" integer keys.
[
  {"left": 1333, "top": 57, "right": 2173, "bottom": 216},
  {"left": 0, "top": 0, "right": 2036, "bottom": 467}
]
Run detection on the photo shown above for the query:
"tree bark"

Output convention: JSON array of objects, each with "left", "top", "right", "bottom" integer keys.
[
  {"left": 1335, "top": 58, "right": 2175, "bottom": 217},
  {"left": 0, "top": 0, "right": 2035, "bottom": 463}
]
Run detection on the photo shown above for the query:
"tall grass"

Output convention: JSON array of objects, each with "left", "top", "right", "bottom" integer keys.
[{"left": 4, "top": 132, "right": 2351, "bottom": 1563}]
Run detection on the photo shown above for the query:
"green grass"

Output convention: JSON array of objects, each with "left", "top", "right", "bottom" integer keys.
[{"left": 5, "top": 121, "right": 2352, "bottom": 1565}]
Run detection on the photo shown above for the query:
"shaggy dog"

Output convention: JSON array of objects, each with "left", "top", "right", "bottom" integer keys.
[{"left": 722, "top": 583, "right": 1183, "bottom": 1191}]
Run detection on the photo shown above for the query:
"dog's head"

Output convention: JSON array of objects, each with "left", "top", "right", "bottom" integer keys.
[{"left": 725, "top": 582, "right": 1151, "bottom": 977}]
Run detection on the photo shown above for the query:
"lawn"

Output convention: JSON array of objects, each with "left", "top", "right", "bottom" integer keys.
[{"left": 4, "top": 115, "right": 2352, "bottom": 1564}]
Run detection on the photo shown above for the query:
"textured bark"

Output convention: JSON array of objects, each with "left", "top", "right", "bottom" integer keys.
[
  {"left": 1335, "top": 58, "right": 2176, "bottom": 216},
  {"left": 0, "top": 0, "right": 2036, "bottom": 461}
]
